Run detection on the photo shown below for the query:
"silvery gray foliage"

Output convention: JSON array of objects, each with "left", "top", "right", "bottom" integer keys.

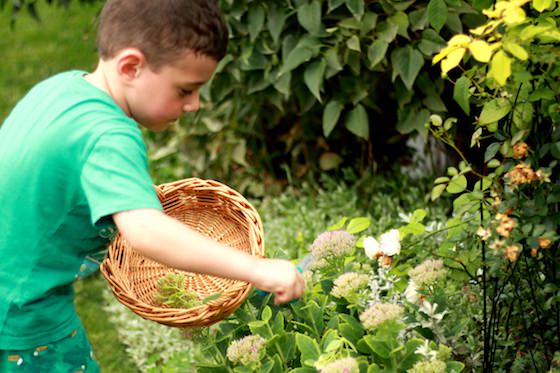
[{"left": 102, "top": 289, "right": 192, "bottom": 372}]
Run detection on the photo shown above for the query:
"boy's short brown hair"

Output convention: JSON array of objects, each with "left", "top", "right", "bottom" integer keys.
[{"left": 97, "top": 0, "right": 228, "bottom": 68}]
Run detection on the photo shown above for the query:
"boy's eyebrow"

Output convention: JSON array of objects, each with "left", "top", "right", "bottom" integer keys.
[{"left": 178, "top": 80, "right": 207, "bottom": 87}]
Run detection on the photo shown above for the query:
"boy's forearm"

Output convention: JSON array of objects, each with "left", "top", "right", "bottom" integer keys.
[{"left": 112, "top": 209, "right": 259, "bottom": 283}]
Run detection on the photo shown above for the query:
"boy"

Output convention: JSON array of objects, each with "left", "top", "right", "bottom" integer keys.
[{"left": 0, "top": 0, "right": 305, "bottom": 371}]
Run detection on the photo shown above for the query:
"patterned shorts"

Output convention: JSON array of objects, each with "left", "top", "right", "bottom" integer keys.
[{"left": 0, "top": 322, "right": 100, "bottom": 373}]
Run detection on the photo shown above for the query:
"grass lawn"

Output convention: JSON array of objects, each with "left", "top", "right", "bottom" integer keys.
[
  {"left": 0, "top": 2, "right": 99, "bottom": 121},
  {"left": 75, "top": 275, "right": 140, "bottom": 373},
  {"left": 1, "top": 3, "right": 140, "bottom": 371}
]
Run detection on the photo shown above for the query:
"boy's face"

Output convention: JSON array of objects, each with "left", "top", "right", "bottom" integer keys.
[{"left": 126, "top": 51, "right": 218, "bottom": 131}]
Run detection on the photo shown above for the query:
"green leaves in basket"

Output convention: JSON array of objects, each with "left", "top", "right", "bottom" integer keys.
[{"left": 154, "top": 273, "right": 202, "bottom": 309}]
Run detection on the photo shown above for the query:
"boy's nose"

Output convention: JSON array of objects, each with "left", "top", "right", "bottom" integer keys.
[{"left": 182, "top": 92, "right": 200, "bottom": 113}]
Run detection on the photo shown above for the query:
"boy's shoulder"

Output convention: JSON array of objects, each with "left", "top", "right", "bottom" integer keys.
[{"left": 25, "top": 70, "right": 130, "bottom": 123}]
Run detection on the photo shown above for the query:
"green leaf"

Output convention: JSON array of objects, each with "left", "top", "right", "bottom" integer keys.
[
  {"left": 261, "top": 305, "right": 272, "bottom": 322},
  {"left": 323, "top": 100, "right": 344, "bottom": 137},
  {"left": 412, "top": 208, "right": 427, "bottom": 222},
  {"left": 418, "top": 29, "right": 446, "bottom": 56},
  {"left": 295, "top": 333, "right": 321, "bottom": 367},
  {"left": 446, "top": 361, "right": 465, "bottom": 372},
  {"left": 346, "top": 217, "right": 371, "bottom": 234},
  {"left": 304, "top": 59, "right": 327, "bottom": 102},
  {"left": 361, "top": 335, "right": 391, "bottom": 359},
  {"left": 346, "top": 35, "right": 361, "bottom": 52},
  {"left": 403, "top": 222, "right": 425, "bottom": 235},
  {"left": 446, "top": 174, "right": 467, "bottom": 194},
  {"left": 325, "top": 48, "right": 343, "bottom": 78},
  {"left": 391, "top": 46, "right": 424, "bottom": 90},
  {"left": 388, "top": 11, "right": 409, "bottom": 38},
  {"left": 280, "top": 47, "right": 314, "bottom": 75},
  {"left": 488, "top": 50, "right": 512, "bottom": 86},
  {"left": 274, "top": 71, "right": 291, "bottom": 96},
  {"left": 533, "top": 0, "right": 553, "bottom": 12},
  {"left": 484, "top": 142, "right": 501, "bottom": 162},
  {"left": 478, "top": 98, "right": 511, "bottom": 125},
  {"left": 325, "top": 339, "right": 343, "bottom": 352},
  {"left": 328, "top": 217, "right": 349, "bottom": 231},
  {"left": 248, "top": 5, "right": 265, "bottom": 42},
  {"left": 271, "top": 310, "right": 285, "bottom": 334},
  {"left": 267, "top": 5, "right": 287, "bottom": 45},
  {"left": 297, "top": 0, "right": 322, "bottom": 35},
  {"left": 361, "top": 12, "right": 378, "bottom": 34},
  {"left": 453, "top": 76, "right": 471, "bottom": 115},
  {"left": 328, "top": 0, "right": 346, "bottom": 12},
  {"left": 377, "top": 20, "right": 399, "bottom": 43},
  {"left": 367, "top": 39, "right": 389, "bottom": 68},
  {"left": 431, "top": 184, "right": 447, "bottom": 201},
  {"left": 345, "top": 0, "right": 364, "bottom": 19},
  {"left": 249, "top": 320, "right": 273, "bottom": 338},
  {"left": 201, "top": 292, "right": 222, "bottom": 304},
  {"left": 427, "top": 0, "right": 448, "bottom": 32},
  {"left": 338, "top": 315, "right": 365, "bottom": 344},
  {"left": 434, "top": 176, "right": 450, "bottom": 184},
  {"left": 345, "top": 104, "right": 369, "bottom": 139}
]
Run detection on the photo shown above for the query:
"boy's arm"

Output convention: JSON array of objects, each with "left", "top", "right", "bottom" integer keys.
[{"left": 112, "top": 208, "right": 304, "bottom": 304}]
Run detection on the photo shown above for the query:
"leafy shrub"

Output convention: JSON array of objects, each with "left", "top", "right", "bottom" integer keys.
[
  {"left": 143, "top": 0, "right": 492, "bottom": 188},
  {"left": 430, "top": 0, "right": 560, "bottom": 370}
]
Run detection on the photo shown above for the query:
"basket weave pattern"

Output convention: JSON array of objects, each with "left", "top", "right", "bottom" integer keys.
[{"left": 100, "top": 178, "right": 264, "bottom": 327}]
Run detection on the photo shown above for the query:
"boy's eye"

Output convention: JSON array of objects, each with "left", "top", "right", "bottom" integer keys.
[{"left": 178, "top": 89, "right": 193, "bottom": 97}]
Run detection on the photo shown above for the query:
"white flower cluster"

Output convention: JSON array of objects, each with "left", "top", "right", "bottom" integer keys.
[
  {"left": 359, "top": 302, "right": 404, "bottom": 330},
  {"left": 310, "top": 230, "right": 356, "bottom": 268},
  {"left": 407, "top": 359, "right": 447, "bottom": 373},
  {"left": 316, "top": 356, "right": 359, "bottom": 373},
  {"left": 408, "top": 259, "right": 447, "bottom": 288},
  {"left": 331, "top": 272, "right": 370, "bottom": 299},
  {"left": 226, "top": 335, "right": 267, "bottom": 365}
]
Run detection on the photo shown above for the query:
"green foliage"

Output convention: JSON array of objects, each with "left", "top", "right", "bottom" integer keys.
[
  {"left": 431, "top": 0, "right": 560, "bottom": 370},
  {"left": 146, "top": 0, "right": 488, "bottom": 187},
  {"left": 154, "top": 273, "right": 203, "bottom": 309},
  {"left": 190, "top": 212, "right": 468, "bottom": 372}
]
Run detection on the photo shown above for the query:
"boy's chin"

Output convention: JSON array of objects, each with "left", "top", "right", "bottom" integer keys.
[{"left": 140, "top": 120, "right": 176, "bottom": 132}]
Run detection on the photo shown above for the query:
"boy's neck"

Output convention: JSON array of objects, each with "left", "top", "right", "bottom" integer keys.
[{"left": 84, "top": 61, "right": 131, "bottom": 117}]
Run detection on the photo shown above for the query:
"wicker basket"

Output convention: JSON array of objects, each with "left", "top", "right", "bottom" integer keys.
[{"left": 100, "top": 177, "right": 265, "bottom": 328}]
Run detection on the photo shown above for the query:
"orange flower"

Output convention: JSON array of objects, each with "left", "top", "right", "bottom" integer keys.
[
  {"left": 496, "top": 215, "right": 517, "bottom": 238},
  {"left": 531, "top": 248, "right": 538, "bottom": 257},
  {"left": 512, "top": 141, "right": 529, "bottom": 159},
  {"left": 505, "top": 163, "right": 539, "bottom": 186},
  {"left": 538, "top": 237, "right": 551, "bottom": 249},
  {"left": 505, "top": 244, "right": 521, "bottom": 262}
]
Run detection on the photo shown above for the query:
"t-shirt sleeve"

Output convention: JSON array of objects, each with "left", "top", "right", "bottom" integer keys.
[{"left": 80, "top": 128, "right": 163, "bottom": 227}]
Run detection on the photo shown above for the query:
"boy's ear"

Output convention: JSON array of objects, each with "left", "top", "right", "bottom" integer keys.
[{"left": 115, "top": 48, "right": 146, "bottom": 82}]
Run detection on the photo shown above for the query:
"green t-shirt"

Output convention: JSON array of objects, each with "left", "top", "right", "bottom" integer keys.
[{"left": 0, "top": 71, "right": 163, "bottom": 349}]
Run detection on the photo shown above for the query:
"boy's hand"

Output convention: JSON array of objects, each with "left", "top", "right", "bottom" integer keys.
[{"left": 251, "top": 258, "right": 305, "bottom": 305}]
